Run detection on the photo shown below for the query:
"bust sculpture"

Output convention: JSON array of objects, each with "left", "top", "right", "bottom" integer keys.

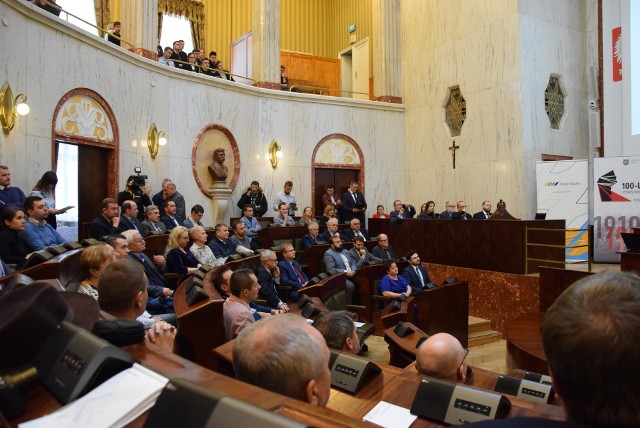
[{"left": 208, "top": 148, "right": 228, "bottom": 181}]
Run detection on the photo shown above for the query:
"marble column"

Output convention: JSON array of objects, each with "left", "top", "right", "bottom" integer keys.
[
  {"left": 372, "top": 0, "right": 402, "bottom": 103},
  {"left": 251, "top": 0, "right": 281, "bottom": 90},
  {"left": 121, "top": 0, "right": 158, "bottom": 60},
  {"left": 209, "top": 183, "right": 233, "bottom": 226}
]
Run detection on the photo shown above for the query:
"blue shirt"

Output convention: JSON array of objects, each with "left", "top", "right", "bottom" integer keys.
[
  {"left": 380, "top": 275, "right": 410, "bottom": 294},
  {"left": 21, "top": 219, "right": 66, "bottom": 251}
]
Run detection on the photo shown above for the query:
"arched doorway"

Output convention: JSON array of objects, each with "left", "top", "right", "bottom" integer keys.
[
  {"left": 51, "top": 88, "right": 119, "bottom": 239},
  {"left": 311, "top": 134, "right": 365, "bottom": 217}
]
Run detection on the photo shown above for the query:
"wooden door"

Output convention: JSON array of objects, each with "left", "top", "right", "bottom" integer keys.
[
  {"left": 78, "top": 145, "right": 109, "bottom": 239},
  {"left": 314, "top": 168, "right": 360, "bottom": 216}
]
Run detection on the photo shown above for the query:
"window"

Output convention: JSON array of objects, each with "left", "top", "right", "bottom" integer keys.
[
  {"left": 56, "top": 0, "right": 98, "bottom": 36},
  {"left": 55, "top": 143, "right": 79, "bottom": 241},
  {"left": 159, "top": 14, "right": 194, "bottom": 53}
]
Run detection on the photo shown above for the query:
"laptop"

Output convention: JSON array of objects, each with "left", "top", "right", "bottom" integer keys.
[{"left": 621, "top": 232, "right": 640, "bottom": 252}]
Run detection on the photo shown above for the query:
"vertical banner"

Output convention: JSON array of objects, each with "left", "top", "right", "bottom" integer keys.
[
  {"left": 593, "top": 156, "right": 640, "bottom": 262},
  {"left": 612, "top": 26, "right": 622, "bottom": 82},
  {"left": 536, "top": 160, "right": 589, "bottom": 262}
]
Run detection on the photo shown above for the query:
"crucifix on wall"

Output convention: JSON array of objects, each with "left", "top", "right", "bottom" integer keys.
[{"left": 449, "top": 141, "right": 459, "bottom": 169}]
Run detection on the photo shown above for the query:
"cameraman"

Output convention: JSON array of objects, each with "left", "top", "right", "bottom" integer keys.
[
  {"left": 237, "top": 180, "right": 268, "bottom": 217},
  {"left": 273, "top": 181, "right": 298, "bottom": 217},
  {"left": 118, "top": 174, "right": 152, "bottom": 221}
]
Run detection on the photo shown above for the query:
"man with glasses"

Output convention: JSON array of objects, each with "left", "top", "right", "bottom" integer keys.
[
  {"left": 255, "top": 250, "right": 290, "bottom": 312},
  {"left": 416, "top": 333, "right": 470, "bottom": 383},
  {"left": 439, "top": 201, "right": 456, "bottom": 220},
  {"left": 451, "top": 200, "right": 472, "bottom": 220},
  {"left": 278, "top": 243, "right": 308, "bottom": 301},
  {"left": 371, "top": 233, "right": 396, "bottom": 260}
]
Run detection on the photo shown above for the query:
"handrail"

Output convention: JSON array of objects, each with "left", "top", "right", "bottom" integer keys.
[
  {"left": 45, "top": 0, "right": 135, "bottom": 48},
  {"left": 289, "top": 84, "right": 373, "bottom": 99},
  {"left": 524, "top": 226, "right": 591, "bottom": 274},
  {"left": 169, "top": 59, "right": 257, "bottom": 84}
]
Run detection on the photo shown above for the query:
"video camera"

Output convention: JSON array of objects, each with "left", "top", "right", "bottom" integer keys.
[{"left": 132, "top": 167, "right": 148, "bottom": 188}]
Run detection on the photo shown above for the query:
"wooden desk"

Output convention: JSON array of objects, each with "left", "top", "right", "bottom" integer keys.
[
  {"left": 1, "top": 249, "right": 83, "bottom": 289},
  {"left": 381, "top": 281, "right": 469, "bottom": 347},
  {"left": 505, "top": 312, "right": 548, "bottom": 375},
  {"left": 304, "top": 240, "right": 377, "bottom": 277},
  {"left": 258, "top": 225, "right": 310, "bottom": 249},
  {"left": 539, "top": 266, "right": 592, "bottom": 311},
  {"left": 620, "top": 251, "right": 640, "bottom": 275},
  {"left": 143, "top": 234, "right": 169, "bottom": 259},
  {"left": 354, "top": 261, "right": 409, "bottom": 324},
  {"left": 367, "top": 218, "right": 566, "bottom": 274}
]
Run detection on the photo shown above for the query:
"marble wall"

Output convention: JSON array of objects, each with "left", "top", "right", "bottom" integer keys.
[
  {"left": 400, "top": 0, "right": 593, "bottom": 219},
  {"left": 0, "top": 0, "right": 403, "bottom": 226}
]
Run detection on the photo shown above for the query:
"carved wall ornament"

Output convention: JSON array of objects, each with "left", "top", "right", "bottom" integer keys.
[{"left": 192, "top": 124, "right": 239, "bottom": 198}]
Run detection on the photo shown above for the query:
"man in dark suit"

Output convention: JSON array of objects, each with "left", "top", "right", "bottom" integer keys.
[
  {"left": 390, "top": 200, "right": 416, "bottom": 224},
  {"left": 472, "top": 201, "right": 493, "bottom": 219},
  {"left": 278, "top": 243, "right": 308, "bottom": 302},
  {"left": 439, "top": 201, "right": 456, "bottom": 219},
  {"left": 402, "top": 251, "right": 434, "bottom": 291},
  {"left": 341, "top": 180, "right": 367, "bottom": 226},
  {"left": 255, "top": 250, "right": 290, "bottom": 311},
  {"left": 349, "top": 236, "right": 382, "bottom": 268},
  {"left": 117, "top": 200, "right": 142, "bottom": 233},
  {"left": 321, "top": 218, "right": 341, "bottom": 242},
  {"left": 160, "top": 200, "right": 184, "bottom": 231},
  {"left": 90, "top": 198, "right": 120, "bottom": 239},
  {"left": 140, "top": 205, "right": 167, "bottom": 237},
  {"left": 122, "top": 230, "right": 175, "bottom": 320},
  {"left": 341, "top": 218, "right": 368, "bottom": 242},
  {"left": 322, "top": 235, "right": 357, "bottom": 304},
  {"left": 451, "top": 201, "right": 472, "bottom": 220},
  {"left": 371, "top": 233, "right": 396, "bottom": 260},
  {"left": 302, "top": 221, "right": 327, "bottom": 249}
]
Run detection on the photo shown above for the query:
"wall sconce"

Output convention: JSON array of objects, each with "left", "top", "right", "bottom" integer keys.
[
  {"left": 0, "top": 81, "right": 30, "bottom": 134},
  {"left": 147, "top": 123, "right": 167, "bottom": 159},
  {"left": 269, "top": 140, "right": 282, "bottom": 169}
]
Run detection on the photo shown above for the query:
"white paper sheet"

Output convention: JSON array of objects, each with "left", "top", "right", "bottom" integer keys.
[{"left": 363, "top": 401, "right": 418, "bottom": 428}]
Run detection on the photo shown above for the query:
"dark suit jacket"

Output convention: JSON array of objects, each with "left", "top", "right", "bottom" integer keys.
[
  {"left": 208, "top": 238, "right": 237, "bottom": 258},
  {"left": 152, "top": 191, "right": 165, "bottom": 215},
  {"left": 341, "top": 227, "right": 368, "bottom": 242},
  {"left": 140, "top": 220, "right": 166, "bottom": 237},
  {"left": 321, "top": 193, "right": 342, "bottom": 208},
  {"left": 90, "top": 215, "right": 119, "bottom": 239},
  {"left": 323, "top": 248, "right": 357, "bottom": 273},
  {"left": 0, "top": 257, "right": 16, "bottom": 278},
  {"left": 255, "top": 265, "right": 283, "bottom": 309},
  {"left": 390, "top": 205, "right": 417, "bottom": 224},
  {"left": 371, "top": 245, "right": 395, "bottom": 260},
  {"left": 451, "top": 211, "right": 472, "bottom": 220},
  {"left": 129, "top": 253, "right": 167, "bottom": 297},
  {"left": 467, "top": 417, "right": 584, "bottom": 427},
  {"left": 341, "top": 191, "right": 367, "bottom": 223},
  {"left": 278, "top": 259, "right": 308, "bottom": 290},
  {"left": 322, "top": 230, "right": 340, "bottom": 243},
  {"left": 117, "top": 215, "right": 142, "bottom": 233},
  {"left": 237, "top": 191, "right": 268, "bottom": 217},
  {"left": 302, "top": 233, "right": 326, "bottom": 249},
  {"left": 473, "top": 210, "right": 492, "bottom": 219},
  {"left": 160, "top": 214, "right": 184, "bottom": 231},
  {"left": 402, "top": 264, "right": 433, "bottom": 291},
  {"left": 439, "top": 211, "right": 452, "bottom": 219},
  {"left": 348, "top": 247, "right": 382, "bottom": 268}
]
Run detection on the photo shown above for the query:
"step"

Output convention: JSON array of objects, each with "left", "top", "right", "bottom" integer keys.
[
  {"left": 468, "top": 316, "right": 492, "bottom": 335},
  {"left": 468, "top": 330, "right": 503, "bottom": 348}
]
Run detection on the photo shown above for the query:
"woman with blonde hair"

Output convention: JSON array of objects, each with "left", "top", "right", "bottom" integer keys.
[
  {"left": 318, "top": 203, "right": 336, "bottom": 225},
  {"left": 165, "top": 226, "right": 200, "bottom": 275},
  {"left": 298, "top": 206, "right": 315, "bottom": 226},
  {"left": 78, "top": 243, "right": 115, "bottom": 299},
  {"left": 189, "top": 225, "right": 225, "bottom": 267}
]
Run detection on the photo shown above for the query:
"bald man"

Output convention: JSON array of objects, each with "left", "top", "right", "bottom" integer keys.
[
  {"left": 233, "top": 314, "right": 331, "bottom": 407},
  {"left": 416, "top": 333, "right": 469, "bottom": 383}
]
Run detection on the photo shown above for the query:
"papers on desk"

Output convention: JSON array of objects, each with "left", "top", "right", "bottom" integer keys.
[
  {"left": 363, "top": 401, "right": 417, "bottom": 428},
  {"left": 354, "top": 322, "right": 366, "bottom": 328},
  {"left": 20, "top": 364, "right": 168, "bottom": 428}
]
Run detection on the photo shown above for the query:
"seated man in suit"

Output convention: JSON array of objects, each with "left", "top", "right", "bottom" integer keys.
[
  {"left": 313, "top": 310, "right": 361, "bottom": 355},
  {"left": 416, "top": 333, "right": 469, "bottom": 383},
  {"left": 402, "top": 251, "right": 434, "bottom": 291},
  {"left": 90, "top": 198, "right": 121, "bottom": 239},
  {"left": 140, "top": 205, "right": 166, "bottom": 237},
  {"left": 323, "top": 234, "right": 358, "bottom": 304},
  {"left": 390, "top": 199, "right": 416, "bottom": 224},
  {"left": 21, "top": 195, "right": 66, "bottom": 250},
  {"left": 122, "top": 230, "right": 175, "bottom": 320},
  {"left": 439, "top": 201, "right": 456, "bottom": 220},
  {"left": 371, "top": 233, "right": 396, "bottom": 260},
  {"left": 302, "top": 221, "right": 327, "bottom": 249},
  {"left": 472, "top": 200, "right": 492, "bottom": 219},
  {"left": 208, "top": 223, "right": 253, "bottom": 259},
  {"left": 105, "top": 234, "right": 130, "bottom": 259},
  {"left": 278, "top": 243, "right": 308, "bottom": 301},
  {"left": 117, "top": 200, "right": 142, "bottom": 233},
  {"left": 451, "top": 200, "right": 472, "bottom": 220},
  {"left": 349, "top": 236, "right": 382, "bottom": 268},
  {"left": 223, "top": 268, "right": 280, "bottom": 340},
  {"left": 233, "top": 313, "right": 331, "bottom": 408},
  {"left": 255, "top": 250, "right": 290, "bottom": 311},
  {"left": 322, "top": 217, "right": 340, "bottom": 242},
  {"left": 341, "top": 218, "right": 368, "bottom": 242},
  {"left": 472, "top": 271, "right": 640, "bottom": 428},
  {"left": 183, "top": 204, "right": 205, "bottom": 228},
  {"left": 160, "top": 200, "right": 184, "bottom": 231}
]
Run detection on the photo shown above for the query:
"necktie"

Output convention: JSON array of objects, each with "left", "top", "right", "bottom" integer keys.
[
  {"left": 0, "top": 261, "right": 5, "bottom": 278},
  {"left": 415, "top": 267, "right": 424, "bottom": 287},
  {"left": 292, "top": 262, "right": 305, "bottom": 284},
  {"left": 313, "top": 236, "right": 317, "bottom": 244},
  {"left": 173, "top": 217, "right": 179, "bottom": 226},
  {"left": 486, "top": 212, "right": 491, "bottom": 218},
  {"left": 155, "top": 223, "right": 160, "bottom": 231},
  {"left": 352, "top": 192, "right": 357, "bottom": 202},
  {"left": 339, "top": 252, "right": 352, "bottom": 272},
  {"left": 385, "top": 249, "right": 390, "bottom": 258}
]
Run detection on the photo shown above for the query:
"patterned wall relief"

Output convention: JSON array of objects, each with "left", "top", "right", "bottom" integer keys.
[
  {"left": 545, "top": 75, "right": 566, "bottom": 130},
  {"left": 192, "top": 124, "right": 240, "bottom": 198},
  {"left": 442, "top": 85, "right": 467, "bottom": 139}
]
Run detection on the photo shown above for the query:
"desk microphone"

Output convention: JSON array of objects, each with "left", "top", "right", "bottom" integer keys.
[{"left": 0, "top": 366, "right": 39, "bottom": 420}]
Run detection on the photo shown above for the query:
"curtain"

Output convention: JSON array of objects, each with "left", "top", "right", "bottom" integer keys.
[
  {"left": 157, "top": 12, "right": 163, "bottom": 43},
  {"left": 158, "top": 0, "right": 205, "bottom": 48},
  {"left": 93, "top": 0, "right": 110, "bottom": 37}
]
